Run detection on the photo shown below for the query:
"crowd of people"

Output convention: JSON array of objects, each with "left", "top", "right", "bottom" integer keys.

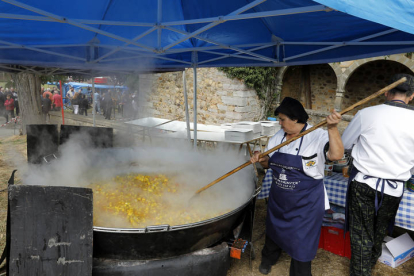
[
  {"left": 0, "top": 87, "right": 19, "bottom": 124},
  {"left": 1, "top": 85, "right": 139, "bottom": 125},
  {"left": 1, "top": 85, "right": 65, "bottom": 124},
  {"left": 41, "top": 87, "right": 63, "bottom": 123},
  {"left": 64, "top": 86, "right": 139, "bottom": 120}
]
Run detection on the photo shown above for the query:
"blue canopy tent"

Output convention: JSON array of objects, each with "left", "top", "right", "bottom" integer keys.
[
  {"left": 47, "top": 81, "right": 128, "bottom": 106},
  {"left": 0, "top": 0, "right": 412, "bottom": 71},
  {"left": 63, "top": 82, "right": 127, "bottom": 97},
  {"left": 64, "top": 82, "right": 127, "bottom": 91},
  {"left": 0, "top": 0, "right": 413, "bottom": 143}
]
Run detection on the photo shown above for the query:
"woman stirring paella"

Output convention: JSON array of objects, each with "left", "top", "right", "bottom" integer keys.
[{"left": 251, "top": 97, "right": 344, "bottom": 276}]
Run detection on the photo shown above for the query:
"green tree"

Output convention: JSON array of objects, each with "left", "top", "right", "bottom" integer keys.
[{"left": 218, "top": 67, "right": 280, "bottom": 119}]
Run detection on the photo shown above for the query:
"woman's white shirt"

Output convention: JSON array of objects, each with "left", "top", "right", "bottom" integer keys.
[
  {"left": 342, "top": 104, "right": 414, "bottom": 197},
  {"left": 265, "top": 125, "right": 330, "bottom": 209}
]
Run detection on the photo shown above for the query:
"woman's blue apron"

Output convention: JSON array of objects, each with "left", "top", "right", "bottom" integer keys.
[{"left": 266, "top": 132, "right": 325, "bottom": 262}]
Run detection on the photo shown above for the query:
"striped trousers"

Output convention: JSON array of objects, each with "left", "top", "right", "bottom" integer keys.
[{"left": 348, "top": 180, "right": 401, "bottom": 276}]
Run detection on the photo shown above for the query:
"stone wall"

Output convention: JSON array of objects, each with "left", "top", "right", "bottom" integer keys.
[
  {"left": 342, "top": 60, "right": 413, "bottom": 115},
  {"left": 140, "top": 68, "right": 261, "bottom": 124}
]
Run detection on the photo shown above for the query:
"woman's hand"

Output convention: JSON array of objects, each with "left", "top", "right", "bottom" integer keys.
[
  {"left": 250, "top": 151, "right": 265, "bottom": 163},
  {"left": 327, "top": 110, "right": 342, "bottom": 129},
  {"left": 251, "top": 151, "right": 270, "bottom": 169}
]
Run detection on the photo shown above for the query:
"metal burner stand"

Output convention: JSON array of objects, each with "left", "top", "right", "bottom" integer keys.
[{"left": 92, "top": 242, "right": 231, "bottom": 276}]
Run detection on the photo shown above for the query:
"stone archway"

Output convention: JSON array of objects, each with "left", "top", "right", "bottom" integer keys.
[
  {"left": 334, "top": 55, "right": 414, "bottom": 111},
  {"left": 341, "top": 55, "right": 414, "bottom": 90},
  {"left": 341, "top": 59, "right": 414, "bottom": 114}
]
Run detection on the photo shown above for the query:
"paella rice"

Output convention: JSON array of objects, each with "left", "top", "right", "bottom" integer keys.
[{"left": 89, "top": 173, "right": 229, "bottom": 228}]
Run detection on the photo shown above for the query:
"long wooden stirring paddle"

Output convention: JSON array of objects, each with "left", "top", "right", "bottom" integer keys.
[{"left": 193, "top": 77, "right": 407, "bottom": 196}]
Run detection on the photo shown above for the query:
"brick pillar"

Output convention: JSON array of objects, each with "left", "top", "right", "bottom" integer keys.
[
  {"left": 275, "top": 82, "right": 283, "bottom": 106},
  {"left": 275, "top": 66, "right": 288, "bottom": 106},
  {"left": 334, "top": 89, "right": 345, "bottom": 111}
]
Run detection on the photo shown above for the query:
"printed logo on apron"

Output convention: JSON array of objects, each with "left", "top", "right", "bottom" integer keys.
[
  {"left": 272, "top": 170, "right": 300, "bottom": 190},
  {"left": 279, "top": 169, "right": 287, "bottom": 181}
]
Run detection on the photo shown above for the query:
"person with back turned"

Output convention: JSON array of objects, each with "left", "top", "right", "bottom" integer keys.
[
  {"left": 251, "top": 97, "right": 344, "bottom": 276},
  {"left": 79, "top": 94, "right": 89, "bottom": 116},
  {"left": 52, "top": 90, "right": 62, "bottom": 111},
  {"left": 104, "top": 91, "right": 113, "bottom": 120},
  {"left": 42, "top": 94, "right": 52, "bottom": 123},
  {"left": 341, "top": 74, "right": 414, "bottom": 276},
  {"left": 71, "top": 91, "right": 81, "bottom": 114}
]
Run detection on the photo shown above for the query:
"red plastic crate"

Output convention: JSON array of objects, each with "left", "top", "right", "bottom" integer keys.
[
  {"left": 344, "top": 230, "right": 351, "bottom": 259},
  {"left": 319, "top": 226, "right": 351, "bottom": 259},
  {"left": 318, "top": 228, "right": 324, "bottom": 249}
]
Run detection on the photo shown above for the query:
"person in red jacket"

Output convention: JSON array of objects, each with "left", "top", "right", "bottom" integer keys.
[
  {"left": 4, "top": 93, "right": 15, "bottom": 123},
  {"left": 42, "top": 89, "right": 53, "bottom": 102},
  {"left": 52, "top": 90, "right": 63, "bottom": 111}
]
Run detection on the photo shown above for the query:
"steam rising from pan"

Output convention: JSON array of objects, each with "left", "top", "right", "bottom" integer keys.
[{"left": 22, "top": 131, "right": 256, "bottom": 227}]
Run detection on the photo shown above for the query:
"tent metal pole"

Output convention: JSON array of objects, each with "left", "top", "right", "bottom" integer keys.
[
  {"left": 0, "top": 5, "right": 327, "bottom": 27},
  {"left": 157, "top": 0, "right": 162, "bottom": 50},
  {"left": 46, "top": 68, "right": 61, "bottom": 76},
  {"left": 102, "top": 53, "right": 192, "bottom": 65},
  {"left": 115, "top": 42, "right": 277, "bottom": 54},
  {"left": 0, "top": 12, "right": 154, "bottom": 27},
  {"left": 92, "top": 77, "right": 96, "bottom": 127},
  {"left": 3, "top": 0, "right": 155, "bottom": 52},
  {"left": 192, "top": 52, "right": 198, "bottom": 148},
  {"left": 91, "top": 27, "right": 157, "bottom": 63},
  {"left": 0, "top": 64, "right": 24, "bottom": 72},
  {"left": 284, "top": 29, "right": 399, "bottom": 61},
  {"left": 280, "top": 41, "right": 414, "bottom": 46},
  {"left": 164, "top": 26, "right": 278, "bottom": 62},
  {"left": 0, "top": 44, "right": 87, "bottom": 49},
  {"left": 0, "top": 39, "right": 86, "bottom": 61},
  {"left": 167, "top": 42, "right": 277, "bottom": 54},
  {"left": 198, "top": 45, "right": 274, "bottom": 64},
  {"left": 201, "top": 44, "right": 273, "bottom": 56},
  {"left": 163, "top": 5, "right": 327, "bottom": 26},
  {"left": 183, "top": 70, "right": 191, "bottom": 141},
  {"left": 163, "top": 0, "right": 266, "bottom": 51},
  {"left": 199, "top": 51, "right": 265, "bottom": 61}
]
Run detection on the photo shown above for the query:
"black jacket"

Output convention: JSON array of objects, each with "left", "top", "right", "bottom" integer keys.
[
  {"left": 0, "top": 92, "right": 5, "bottom": 107},
  {"left": 42, "top": 98, "right": 52, "bottom": 113},
  {"left": 71, "top": 97, "right": 80, "bottom": 105},
  {"left": 80, "top": 98, "right": 89, "bottom": 109}
]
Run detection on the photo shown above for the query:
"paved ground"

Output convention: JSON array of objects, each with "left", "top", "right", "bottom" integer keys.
[{"left": 0, "top": 128, "right": 16, "bottom": 138}]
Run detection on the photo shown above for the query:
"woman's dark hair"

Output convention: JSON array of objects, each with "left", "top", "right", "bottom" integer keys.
[
  {"left": 274, "top": 97, "right": 309, "bottom": 123},
  {"left": 389, "top": 74, "right": 414, "bottom": 97}
]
